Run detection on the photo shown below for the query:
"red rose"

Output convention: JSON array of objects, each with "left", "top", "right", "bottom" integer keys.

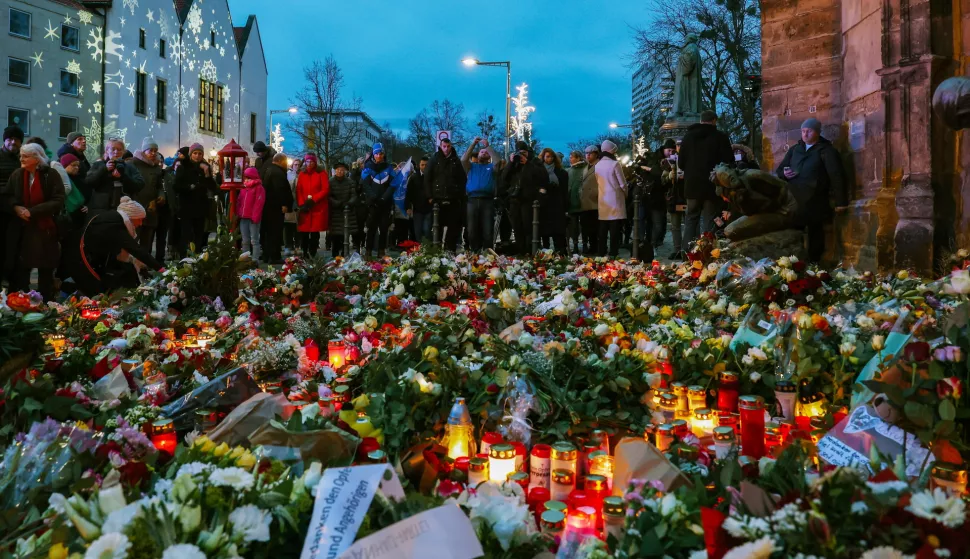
[
  {"left": 764, "top": 287, "right": 779, "bottom": 302},
  {"left": 937, "top": 377, "right": 965, "bottom": 400},
  {"left": 793, "top": 261, "right": 806, "bottom": 273},
  {"left": 486, "top": 383, "right": 499, "bottom": 394},
  {"left": 119, "top": 461, "right": 150, "bottom": 488},
  {"left": 435, "top": 478, "right": 463, "bottom": 498},
  {"left": 902, "top": 341, "right": 931, "bottom": 363}
]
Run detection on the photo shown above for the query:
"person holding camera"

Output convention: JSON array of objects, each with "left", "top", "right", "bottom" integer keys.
[
  {"left": 500, "top": 141, "right": 548, "bottom": 255},
  {"left": 85, "top": 138, "right": 145, "bottom": 211},
  {"left": 462, "top": 137, "right": 500, "bottom": 251},
  {"left": 174, "top": 143, "right": 217, "bottom": 257}
]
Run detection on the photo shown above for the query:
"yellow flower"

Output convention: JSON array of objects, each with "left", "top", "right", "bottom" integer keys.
[
  {"left": 228, "top": 446, "right": 245, "bottom": 460},
  {"left": 49, "top": 543, "right": 68, "bottom": 559},
  {"left": 612, "top": 323, "right": 626, "bottom": 335},
  {"left": 74, "top": 421, "right": 90, "bottom": 432},
  {"left": 693, "top": 260, "right": 703, "bottom": 270},
  {"left": 710, "top": 248, "right": 721, "bottom": 258},
  {"left": 212, "top": 442, "right": 230, "bottom": 458},
  {"left": 423, "top": 346, "right": 439, "bottom": 360},
  {"left": 897, "top": 270, "right": 909, "bottom": 280},
  {"left": 352, "top": 393, "right": 371, "bottom": 410},
  {"left": 660, "top": 306, "right": 674, "bottom": 319},
  {"left": 236, "top": 451, "right": 256, "bottom": 469},
  {"left": 199, "top": 438, "right": 216, "bottom": 454}
]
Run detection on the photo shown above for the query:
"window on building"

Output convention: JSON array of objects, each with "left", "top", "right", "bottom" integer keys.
[
  {"left": 139, "top": 28, "right": 146, "bottom": 49},
  {"left": 134, "top": 71, "right": 146, "bottom": 115},
  {"left": 7, "top": 57, "right": 30, "bottom": 87},
  {"left": 210, "top": 30, "right": 215, "bottom": 47},
  {"left": 159, "top": 38, "right": 166, "bottom": 58},
  {"left": 58, "top": 115, "right": 78, "bottom": 140},
  {"left": 156, "top": 79, "right": 167, "bottom": 121},
  {"left": 8, "top": 8, "right": 30, "bottom": 39},
  {"left": 59, "top": 70, "right": 79, "bottom": 96},
  {"left": 7, "top": 107, "right": 29, "bottom": 134},
  {"left": 61, "top": 24, "right": 79, "bottom": 51},
  {"left": 198, "top": 78, "right": 223, "bottom": 135},
  {"left": 250, "top": 113, "right": 256, "bottom": 144}
]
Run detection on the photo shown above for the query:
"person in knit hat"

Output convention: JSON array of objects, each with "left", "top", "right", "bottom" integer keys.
[
  {"left": 60, "top": 153, "right": 88, "bottom": 222},
  {"left": 236, "top": 166, "right": 266, "bottom": 261},
  {"left": 252, "top": 140, "right": 277, "bottom": 181},
  {"left": 131, "top": 138, "right": 164, "bottom": 252},
  {"left": 72, "top": 196, "right": 162, "bottom": 294},
  {"left": 776, "top": 117, "right": 848, "bottom": 262},
  {"left": 173, "top": 143, "right": 217, "bottom": 257},
  {"left": 499, "top": 139, "right": 548, "bottom": 255},
  {"left": 85, "top": 137, "right": 145, "bottom": 210}
]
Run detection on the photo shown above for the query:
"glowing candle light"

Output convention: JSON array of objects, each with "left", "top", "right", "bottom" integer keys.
[
  {"left": 488, "top": 443, "right": 517, "bottom": 483},
  {"left": 150, "top": 419, "right": 177, "bottom": 456},
  {"left": 328, "top": 341, "right": 348, "bottom": 370},
  {"left": 692, "top": 408, "right": 715, "bottom": 438},
  {"left": 442, "top": 397, "right": 475, "bottom": 460}
]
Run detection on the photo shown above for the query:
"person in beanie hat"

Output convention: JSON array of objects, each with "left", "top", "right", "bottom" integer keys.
[
  {"left": 260, "top": 153, "right": 293, "bottom": 264},
  {"left": 328, "top": 161, "right": 359, "bottom": 256},
  {"left": 252, "top": 140, "right": 277, "bottom": 181},
  {"left": 0, "top": 126, "right": 23, "bottom": 185},
  {"left": 600, "top": 139, "right": 618, "bottom": 155},
  {"left": 131, "top": 138, "right": 164, "bottom": 252},
  {"left": 142, "top": 137, "right": 159, "bottom": 152},
  {"left": 72, "top": 196, "right": 163, "bottom": 294},
  {"left": 57, "top": 132, "right": 91, "bottom": 188},
  {"left": 593, "top": 138, "right": 628, "bottom": 257},
  {"left": 173, "top": 142, "right": 217, "bottom": 257},
  {"left": 776, "top": 117, "right": 848, "bottom": 262},
  {"left": 678, "top": 110, "right": 733, "bottom": 251},
  {"left": 462, "top": 137, "right": 501, "bottom": 251},
  {"left": 85, "top": 138, "right": 145, "bottom": 210},
  {"left": 360, "top": 142, "right": 398, "bottom": 258},
  {"left": 236, "top": 166, "right": 266, "bottom": 260},
  {"left": 498, "top": 140, "right": 548, "bottom": 255},
  {"left": 295, "top": 153, "right": 329, "bottom": 257},
  {"left": 60, "top": 153, "right": 87, "bottom": 220}
]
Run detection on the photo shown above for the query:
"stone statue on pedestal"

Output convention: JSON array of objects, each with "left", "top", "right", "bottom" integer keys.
[{"left": 671, "top": 35, "right": 703, "bottom": 117}]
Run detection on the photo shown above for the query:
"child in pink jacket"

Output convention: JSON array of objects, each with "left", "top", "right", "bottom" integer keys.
[{"left": 237, "top": 166, "right": 266, "bottom": 260}]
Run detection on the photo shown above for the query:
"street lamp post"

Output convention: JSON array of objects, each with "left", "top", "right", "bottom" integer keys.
[
  {"left": 462, "top": 57, "right": 511, "bottom": 160},
  {"left": 609, "top": 123, "right": 637, "bottom": 158},
  {"left": 268, "top": 107, "right": 298, "bottom": 148}
]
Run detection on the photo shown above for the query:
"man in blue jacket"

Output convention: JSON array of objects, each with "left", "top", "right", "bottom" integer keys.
[
  {"left": 462, "top": 138, "right": 500, "bottom": 251},
  {"left": 360, "top": 143, "right": 395, "bottom": 258}
]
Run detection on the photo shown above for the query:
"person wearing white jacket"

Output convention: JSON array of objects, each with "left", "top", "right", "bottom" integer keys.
[{"left": 595, "top": 140, "right": 628, "bottom": 257}]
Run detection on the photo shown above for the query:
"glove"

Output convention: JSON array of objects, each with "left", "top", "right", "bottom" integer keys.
[{"left": 300, "top": 198, "right": 316, "bottom": 211}]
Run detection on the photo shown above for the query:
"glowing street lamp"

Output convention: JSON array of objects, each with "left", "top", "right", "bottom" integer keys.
[{"left": 461, "top": 56, "right": 512, "bottom": 159}]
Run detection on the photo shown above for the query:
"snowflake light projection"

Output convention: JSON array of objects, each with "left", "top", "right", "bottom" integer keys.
[
  {"left": 168, "top": 35, "right": 182, "bottom": 64},
  {"left": 44, "top": 21, "right": 59, "bottom": 41},
  {"left": 173, "top": 84, "right": 190, "bottom": 114},
  {"left": 77, "top": 10, "right": 92, "bottom": 25},
  {"left": 105, "top": 69, "right": 125, "bottom": 88},
  {"left": 186, "top": 4, "right": 203, "bottom": 35},
  {"left": 66, "top": 59, "right": 82, "bottom": 74},
  {"left": 200, "top": 59, "right": 217, "bottom": 82},
  {"left": 122, "top": 0, "right": 138, "bottom": 15},
  {"left": 86, "top": 27, "right": 103, "bottom": 61}
]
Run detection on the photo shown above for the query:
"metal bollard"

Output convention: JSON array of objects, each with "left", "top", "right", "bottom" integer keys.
[
  {"left": 632, "top": 190, "right": 641, "bottom": 261},
  {"left": 532, "top": 200, "right": 540, "bottom": 255},
  {"left": 343, "top": 206, "right": 351, "bottom": 256},
  {"left": 433, "top": 203, "right": 441, "bottom": 247}
]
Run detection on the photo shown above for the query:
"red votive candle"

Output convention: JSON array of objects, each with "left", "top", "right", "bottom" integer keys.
[
  {"left": 510, "top": 441, "right": 527, "bottom": 471},
  {"left": 480, "top": 431, "right": 503, "bottom": 455},
  {"left": 739, "top": 395, "right": 766, "bottom": 459},
  {"left": 528, "top": 487, "right": 551, "bottom": 526},
  {"left": 455, "top": 456, "right": 470, "bottom": 473},
  {"left": 717, "top": 371, "right": 740, "bottom": 413}
]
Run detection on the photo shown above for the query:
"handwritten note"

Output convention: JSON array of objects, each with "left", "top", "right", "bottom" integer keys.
[{"left": 338, "top": 504, "right": 483, "bottom": 559}]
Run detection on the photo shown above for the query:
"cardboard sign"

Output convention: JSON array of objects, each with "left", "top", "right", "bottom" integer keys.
[
  {"left": 337, "top": 504, "right": 483, "bottom": 559},
  {"left": 436, "top": 130, "right": 452, "bottom": 148},
  {"left": 611, "top": 437, "right": 691, "bottom": 496},
  {"left": 301, "top": 465, "right": 405, "bottom": 559},
  {"left": 816, "top": 405, "right": 934, "bottom": 477}
]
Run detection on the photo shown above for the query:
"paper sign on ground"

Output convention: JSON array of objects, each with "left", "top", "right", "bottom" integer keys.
[
  {"left": 301, "top": 464, "right": 405, "bottom": 559},
  {"left": 337, "top": 504, "right": 483, "bottom": 559}
]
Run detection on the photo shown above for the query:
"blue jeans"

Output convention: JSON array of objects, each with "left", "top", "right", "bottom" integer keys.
[
  {"left": 412, "top": 212, "right": 432, "bottom": 242},
  {"left": 684, "top": 198, "right": 720, "bottom": 248},
  {"left": 466, "top": 197, "right": 494, "bottom": 251},
  {"left": 240, "top": 218, "right": 261, "bottom": 260}
]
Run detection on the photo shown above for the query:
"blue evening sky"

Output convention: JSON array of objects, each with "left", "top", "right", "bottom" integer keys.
[{"left": 230, "top": 0, "right": 650, "bottom": 151}]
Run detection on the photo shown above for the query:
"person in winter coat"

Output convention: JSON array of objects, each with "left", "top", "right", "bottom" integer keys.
[
  {"left": 538, "top": 148, "right": 568, "bottom": 254},
  {"left": 462, "top": 138, "right": 500, "bottom": 251},
  {"left": 0, "top": 126, "right": 25, "bottom": 290},
  {"left": 1, "top": 143, "right": 64, "bottom": 299},
  {"left": 252, "top": 141, "right": 277, "bottom": 181},
  {"left": 60, "top": 154, "right": 88, "bottom": 224},
  {"left": 566, "top": 151, "right": 586, "bottom": 253},
  {"left": 658, "top": 140, "right": 687, "bottom": 259},
  {"left": 72, "top": 197, "right": 163, "bottom": 295},
  {"left": 130, "top": 138, "right": 164, "bottom": 251},
  {"left": 174, "top": 143, "right": 217, "bottom": 257},
  {"left": 678, "top": 110, "right": 733, "bottom": 248},
  {"left": 328, "top": 162, "right": 358, "bottom": 256},
  {"left": 296, "top": 154, "right": 329, "bottom": 258},
  {"left": 594, "top": 140, "right": 628, "bottom": 258},
  {"left": 57, "top": 132, "right": 91, "bottom": 188},
  {"left": 424, "top": 138, "right": 467, "bottom": 251},
  {"left": 261, "top": 153, "right": 293, "bottom": 264},
  {"left": 161, "top": 152, "right": 184, "bottom": 260},
  {"left": 576, "top": 146, "right": 601, "bottom": 255},
  {"left": 85, "top": 138, "right": 144, "bottom": 211},
  {"left": 403, "top": 157, "right": 431, "bottom": 243},
  {"left": 236, "top": 167, "right": 266, "bottom": 261},
  {"left": 776, "top": 118, "right": 848, "bottom": 262},
  {"left": 360, "top": 143, "right": 396, "bottom": 258},
  {"left": 284, "top": 158, "right": 302, "bottom": 255},
  {"left": 500, "top": 140, "right": 549, "bottom": 255}
]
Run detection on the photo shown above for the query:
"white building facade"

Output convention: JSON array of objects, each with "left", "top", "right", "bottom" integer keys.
[{"left": 1, "top": 0, "right": 267, "bottom": 161}]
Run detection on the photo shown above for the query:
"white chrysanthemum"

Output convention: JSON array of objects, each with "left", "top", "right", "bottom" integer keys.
[
  {"left": 84, "top": 532, "right": 131, "bottom": 559},
  {"left": 228, "top": 504, "right": 272, "bottom": 542},
  {"left": 860, "top": 547, "right": 912, "bottom": 559},
  {"left": 723, "top": 536, "right": 776, "bottom": 559},
  {"left": 176, "top": 462, "right": 211, "bottom": 479},
  {"left": 209, "top": 467, "right": 255, "bottom": 491},
  {"left": 906, "top": 488, "right": 966, "bottom": 528},
  {"left": 102, "top": 501, "right": 146, "bottom": 534},
  {"left": 161, "top": 544, "right": 206, "bottom": 559}
]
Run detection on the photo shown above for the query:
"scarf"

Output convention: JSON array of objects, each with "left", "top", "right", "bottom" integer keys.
[
  {"left": 544, "top": 163, "right": 559, "bottom": 186},
  {"left": 22, "top": 169, "right": 56, "bottom": 232}
]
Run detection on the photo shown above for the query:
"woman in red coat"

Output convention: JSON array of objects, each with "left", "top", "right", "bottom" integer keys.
[{"left": 295, "top": 154, "right": 329, "bottom": 258}]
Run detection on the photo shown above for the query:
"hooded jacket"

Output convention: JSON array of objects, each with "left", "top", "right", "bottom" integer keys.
[
  {"left": 253, "top": 147, "right": 277, "bottom": 181},
  {"left": 173, "top": 159, "right": 216, "bottom": 219},
  {"left": 405, "top": 170, "right": 432, "bottom": 213},
  {"left": 425, "top": 147, "right": 467, "bottom": 202},
  {"left": 678, "top": 122, "right": 734, "bottom": 200},
  {"left": 261, "top": 163, "right": 293, "bottom": 223},
  {"left": 236, "top": 177, "right": 266, "bottom": 223},
  {"left": 328, "top": 174, "right": 359, "bottom": 232},
  {"left": 775, "top": 137, "right": 847, "bottom": 220}
]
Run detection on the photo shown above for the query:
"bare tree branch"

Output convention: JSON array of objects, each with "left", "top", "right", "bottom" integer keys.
[{"left": 407, "top": 99, "right": 470, "bottom": 153}]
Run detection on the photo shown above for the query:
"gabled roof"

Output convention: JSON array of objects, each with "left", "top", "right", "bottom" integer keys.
[
  {"left": 173, "top": 0, "right": 192, "bottom": 24},
  {"left": 233, "top": 15, "right": 255, "bottom": 58}
]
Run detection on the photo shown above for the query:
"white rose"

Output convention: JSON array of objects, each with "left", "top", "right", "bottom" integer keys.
[
  {"left": 750, "top": 372, "right": 762, "bottom": 383},
  {"left": 593, "top": 323, "right": 610, "bottom": 337},
  {"left": 518, "top": 333, "right": 534, "bottom": 347}
]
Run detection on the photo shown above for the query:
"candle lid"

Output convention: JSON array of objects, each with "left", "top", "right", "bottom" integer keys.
[
  {"left": 657, "top": 423, "right": 675, "bottom": 434},
  {"left": 693, "top": 408, "right": 713, "bottom": 420},
  {"left": 658, "top": 391, "right": 678, "bottom": 406},
  {"left": 469, "top": 457, "right": 488, "bottom": 472},
  {"left": 540, "top": 510, "right": 566, "bottom": 527},
  {"left": 718, "top": 371, "right": 738, "bottom": 382},
  {"left": 551, "top": 469, "right": 574, "bottom": 484},
  {"left": 713, "top": 426, "right": 735, "bottom": 441},
  {"left": 670, "top": 382, "right": 687, "bottom": 394},
  {"left": 544, "top": 500, "right": 568, "bottom": 512},
  {"left": 587, "top": 449, "right": 607, "bottom": 461},
  {"left": 603, "top": 496, "right": 624, "bottom": 516},
  {"left": 582, "top": 440, "right": 600, "bottom": 453},
  {"left": 775, "top": 380, "right": 796, "bottom": 393},
  {"left": 739, "top": 395, "right": 764, "bottom": 410},
  {"left": 585, "top": 474, "right": 607, "bottom": 491},
  {"left": 688, "top": 385, "right": 706, "bottom": 395},
  {"left": 367, "top": 449, "right": 386, "bottom": 462},
  {"left": 509, "top": 471, "right": 529, "bottom": 483},
  {"left": 446, "top": 397, "right": 472, "bottom": 425},
  {"left": 551, "top": 441, "right": 578, "bottom": 459},
  {"left": 678, "top": 446, "right": 699, "bottom": 461},
  {"left": 489, "top": 443, "right": 515, "bottom": 459},
  {"left": 930, "top": 462, "right": 968, "bottom": 483}
]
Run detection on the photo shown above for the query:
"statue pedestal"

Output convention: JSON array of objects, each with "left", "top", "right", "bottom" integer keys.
[{"left": 662, "top": 114, "right": 700, "bottom": 141}]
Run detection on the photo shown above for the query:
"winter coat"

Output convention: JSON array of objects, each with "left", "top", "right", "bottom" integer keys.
[
  {"left": 236, "top": 179, "right": 266, "bottom": 223},
  {"left": 131, "top": 151, "right": 163, "bottom": 227},
  {"left": 261, "top": 163, "right": 293, "bottom": 225},
  {"left": 406, "top": 171, "right": 432, "bottom": 214},
  {"left": 57, "top": 143, "right": 92, "bottom": 188},
  {"left": 174, "top": 159, "right": 216, "bottom": 219},
  {"left": 1, "top": 166, "right": 65, "bottom": 270},
  {"left": 462, "top": 144, "right": 500, "bottom": 198},
  {"left": 678, "top": 122, "right": 734, "bottom": 200},
  {"left": 253, "top": 147, "right": 277, "bottom": 181},
  {"left": 85, "top": 158, "right": 145, "bottom": 210},
  {"left": 162, "top": 168, "right": 178, "bottom": 215},
  {"left": 539, "top": 166, "right": 569, "bottom": 236},
  {"left": 425, "top": 148, "right": 467, "bottom": 202},
  {"left": 72, "top": 210, "right": 163, "bottom": 294},
  {"left": 0, "top": 148, "right": 21, "bottom": 187},
  {"left": 567, "top": 162, "right": 587, "bottom": 213},
  {"left": 594, "top": 156, "right": 628, "bottom": 221},
  {"left": 296, "top": 170, "right": 329, "bottom": 233},
  {"left": 328, "top": 176, "right": 359, "bottom": 232},
  {"left": 775, "top": 137, "right": 847, "bottom": 221},
  {"left": 500, "top": 154, "right": 548, "bottom": 202},
  {"left": 360, "top": 160, "right": 396, "bottom": 206},
  {"left": 638, "top": 151, "right": 667, "bottom": 210},
  {"left": 285, "top": 169, "right": 299, "bottom": 224}
]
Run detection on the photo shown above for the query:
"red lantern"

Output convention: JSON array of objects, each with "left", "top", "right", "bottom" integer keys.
[
  {"left": 217, "top": 139, "right": 250, "bottom": 232},
  {"left": 150, "top": 418, "right": 177, "bottom": 456},
  {"left": 80, "top": 304, "right": 101, "bottom": 320},
  {"left": 328, "top": 341, "right": 348, "bottom": 370}
]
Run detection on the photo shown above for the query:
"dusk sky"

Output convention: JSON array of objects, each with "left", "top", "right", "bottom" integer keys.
[{"left": 229, "top": 0, "right": 650, "bottom": 151}]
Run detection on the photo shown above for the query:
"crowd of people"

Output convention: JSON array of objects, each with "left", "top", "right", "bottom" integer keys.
[{"left": 0, "top": 110, "right": 847, "bottom": 298}]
